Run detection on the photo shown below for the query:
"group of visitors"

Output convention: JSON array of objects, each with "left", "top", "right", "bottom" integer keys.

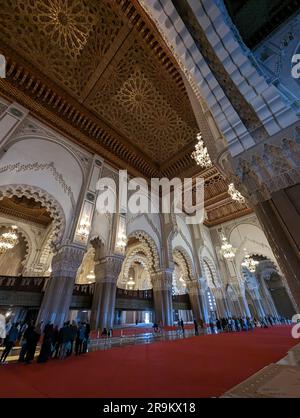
[
  {"left": 209, "top": 315, "right": 291, "bottom": 334},
  {"left": 0, "top": 319, "right": 90, "bottom": 365}
]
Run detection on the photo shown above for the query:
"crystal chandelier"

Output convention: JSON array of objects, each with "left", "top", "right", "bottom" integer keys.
[
  {"left": 191, "top": 133, "right": 212, "bottom": 168},
  {"left": 220, "top": 235, "right": 236, "bottom": 260},
  {"left": 241, "top": 249, "right": 259, "bottom": 273},
  {"left": 228, "top": 183, "right": 245, "bottom": 203},
  {"left": 0, "top": 225, "right": 19, "bottom": 254},
  {"left": 116, "top": 231, "right": 127, "bottom": 251},
  {"left": 127, "top": 277, "right": 135, "bottom": 289},
  {"left": 77, "top": 216, "right": 90, "bottom": 239}
]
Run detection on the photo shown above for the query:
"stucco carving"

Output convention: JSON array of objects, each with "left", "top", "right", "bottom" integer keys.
[
  {"left": 0, "top": 162, "right": 75, "bottom": 208},
  {"left": 51, "top": 244, "right": 85, "bottom": 279},
  {"left": 0, "top": 184, "right": 65, "bottom": 246}
]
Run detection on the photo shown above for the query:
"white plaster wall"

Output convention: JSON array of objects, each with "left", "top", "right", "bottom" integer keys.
[
  {"left": 172, "top": 215, "right": 194, "bottom": 270},
  {"left": 228, "top": 222, "right": 277, "bottom": 269}
]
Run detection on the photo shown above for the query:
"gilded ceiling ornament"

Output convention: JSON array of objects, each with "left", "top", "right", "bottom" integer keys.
[
  {"left": 36, "top": 0, "right": 94, "bottom": 57},
  {"left": 118, "top": 71, "right": 155, "bottom": 114}
]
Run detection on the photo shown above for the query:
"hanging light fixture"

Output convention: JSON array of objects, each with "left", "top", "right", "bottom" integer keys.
[
  {"left": 241, "top": 249, "right": 259, "bottom": 273},
  {"left": 116, "top": 231, "right": 127, "bottom": 251},
  {"left": 127, "top": 277, "right": 135, "bottom": 289},
  {"left": 220, "top": 234, "right": 236, "bottom": 260},
  {"left": 0, "top": 225, "right": 19, "bottom": 254},
  {"left": 191, "top": 132, "right": 212, "bottom": 168},
  {"left": 77, "top": 216, "right": 90, "bottom": 239},
  {"left": 228, "top": 183, "right": 245, "bottom": 203},
  {"left": 86, "top": 270, "right": 95, "bottom": 283}
]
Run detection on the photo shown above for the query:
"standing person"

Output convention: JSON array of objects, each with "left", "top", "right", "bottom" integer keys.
[
  {"left": 198, "top": 318, "right": 204, "bottom": 330},
  {"left": 60, "top": 322, "right": 71, "bottom": 360},
  {"left": 193, "top": 319, "right": 199, "bottom": 336},
  {"left": 158, "top": 321, "right": 163, "bottom": 334},
  {"left": 75, "top": 323, "right": 85, "bottom": 355},
  {"left": 18, "top": 322, "right": 28, "bottom": 344},
  {"left": 37, "top": 323, "right": 54, "bottom": 363},
  {"left": 53, "top": 325, "right": 62, "bottom": 359},
  {"left": 25, "top": 322, "right": 42, "bottom": 364},
  {"left": 69, "top": 321, "right": 78, "bottom": 356},
  {"left": 0, "top": 324, "right": 18, "bottom": 364},
  {"left": 18, "top": 321, "right": 34, "bottom": 362},
  {"left": 180, "top": 319, "right": 185, "bottom": 336},
  {"left": 209, "top": 319, "right": 215, "bottom": 334},
  {"left": 0, "top": 313, "right": 6, "bottom": 346},
  {"left": 82, "top": 322, "right": 90, "bottom": 354}
]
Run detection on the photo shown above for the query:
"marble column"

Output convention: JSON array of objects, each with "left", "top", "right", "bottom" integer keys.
[
  {"left": 211, "top": 287, "right": 229, "bottom": 318},
  {"left": 37, "top": 244, "right": 85, "bottom": 328},
  {"left": 90, "top": 255, "right": 123, "bottom": 331},
  {"left": 187, "top": 280, "right": 205, "bottom": 322},
  {"left": 151, "top": 269, "right": 173, "bottom": 326},
  {"left": 231, "top": 284, "right": 251, "bottom": 317},
  {"left": 255, "top": 200, "right": 300, "bottom": 311},
  {"left": 249, "top": 288, "right": 266, "bottom": 318},
  {"left": 260, "top": 280, "right": 279, "bottom": 318}
]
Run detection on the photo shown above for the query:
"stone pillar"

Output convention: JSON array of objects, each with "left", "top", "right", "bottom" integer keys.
[
  {"left": 151, "top": 269, "right": 173, "bottom": 326},
  {"left": 249, "top": 288, "right": 266, "bottom": 318},
  {"left": 37, "top": 245, "right": 85, "bottom": 328},
  {"left": 231, "top": 284, "right": 251, "bottom": 317},
  {"left": 211, "top": 287, "right": 229, "bottom": 318},
  {"left": 90, "top": 255, "right": 123, "bottom": 331},
  {"left": 259, "top": 279, "right": 279, "bottom": 318},
  {"left": 187, "top": 280, "right": 205, "bottom": 322},
  {"left": 255, "top": 200, "right": 300, "bottom": 311}
]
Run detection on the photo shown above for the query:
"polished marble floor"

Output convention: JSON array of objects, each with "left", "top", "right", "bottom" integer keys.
[{"left": 0, "top": 328, "right": 204, "bottom": 362}]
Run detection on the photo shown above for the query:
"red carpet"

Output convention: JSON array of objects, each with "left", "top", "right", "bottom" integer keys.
[{"left": 0, "top": 326, "right": 297, "bottom": 398}]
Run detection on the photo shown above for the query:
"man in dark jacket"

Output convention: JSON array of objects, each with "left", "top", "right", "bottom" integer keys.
[
  {"left": 25, "top": 323, "right": 42, "bottom": 364},
  {"left": 37, "top": 323, "right": 54, "bottom": 363},
  {"left": 18, "top": 321, "right": 34, "bottom": 362},
  {"left": 0, "top": 324, "right": 18, "bottom": 363}
]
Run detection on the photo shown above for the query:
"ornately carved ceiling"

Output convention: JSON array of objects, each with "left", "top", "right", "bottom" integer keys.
[
  {"left": 0, "top": 0, "right": 250, "bottom": 225},
  {"left": 0, "top": 0, "right": 197, "bottom": 165}
]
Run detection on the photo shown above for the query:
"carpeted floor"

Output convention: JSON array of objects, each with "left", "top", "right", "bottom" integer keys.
[{"left": 0, "top": 326, "right": 297, "bottom": 398}]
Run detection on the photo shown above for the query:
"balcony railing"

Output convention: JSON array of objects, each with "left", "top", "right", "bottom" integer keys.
[
  {"left": 116, "top": 288, "right": 153, "bottom": 300},
  {"left": 73, "top": 283, "right": 95, "bottom": 296},
  {"left": 0, "top": 276, "right": 95, "bottom": 296},
  {"left": 172, "top": 293, "right": 190, "bottom": 304},
  {"left": 0, "top": 275, "right": 48, "bottom": 292}
]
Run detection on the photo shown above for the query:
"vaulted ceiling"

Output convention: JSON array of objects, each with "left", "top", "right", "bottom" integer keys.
[{"left": 0, "top": 0, "right": 250, "bottom": 225}]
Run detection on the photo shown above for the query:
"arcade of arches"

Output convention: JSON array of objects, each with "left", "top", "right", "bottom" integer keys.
[{"left": 0, "top": 0, "right": 300, "bottom": 398}]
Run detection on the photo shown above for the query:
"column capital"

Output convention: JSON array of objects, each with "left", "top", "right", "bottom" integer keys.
[
  {"left": 151, "top": 269, "right": 173, "bottom": 291},
  {"left": 51, "top": 244, "right": 85, "bottom": 279},
  {"left": 95, "top": 254, "right": 124, "bottom": 284},
  {"left": 187, "top": 280, "right": 200, "bottom": 296}
]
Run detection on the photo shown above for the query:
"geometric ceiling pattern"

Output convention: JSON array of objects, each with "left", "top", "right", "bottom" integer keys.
[
  {"left": 0, "top": 0, "right": 250, "bottom": 225},
  {"left": 0, "top": 0, "right": 198, "bottom": 164}
]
